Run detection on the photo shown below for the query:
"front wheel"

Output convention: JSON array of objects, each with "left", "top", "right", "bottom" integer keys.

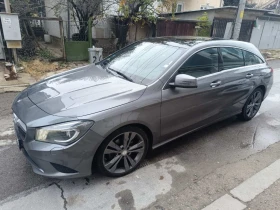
[
  {"left": 238, "top": 88, "right": 264, "bottom": 121},
  {"left": 96, "top": 126, "right": 148, "bottom": 177}
]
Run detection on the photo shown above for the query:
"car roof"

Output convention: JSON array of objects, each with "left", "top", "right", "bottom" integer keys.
[
  {"left": 143, "top": 37, "right": 210, "bottom": 49},
  {"left": 144, "top": 37, "right": 264, "bottom": 60}
]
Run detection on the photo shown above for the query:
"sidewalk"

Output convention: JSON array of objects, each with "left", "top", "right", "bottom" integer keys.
[
  {"left": 144, "top": 139, "right": 280, "bottom": 210},
  {"left": 202, "top": 159, "right": 280, "bottom": 210},
  {"left": 0, "top": 63, "right": 36, "bottom": 93},
  {"left": 0, "top": 60, "right": 90, "bottom": 93}
]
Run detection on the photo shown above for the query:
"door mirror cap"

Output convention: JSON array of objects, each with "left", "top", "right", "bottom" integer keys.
[{"left": 169, "top": 74, "right": 198, "bottom": 88}]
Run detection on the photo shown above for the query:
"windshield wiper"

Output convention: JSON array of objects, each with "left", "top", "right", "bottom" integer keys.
[{"left": 107, "top": 67, "right": 133, "bottom": 82}]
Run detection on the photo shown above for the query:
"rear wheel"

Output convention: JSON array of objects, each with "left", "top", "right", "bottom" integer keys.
[
  {"left": 238, "top": 88, "right": 263, "bottom": 121},
  {"left": 96, "top": 126, "right": 148, "bottom": 177}
]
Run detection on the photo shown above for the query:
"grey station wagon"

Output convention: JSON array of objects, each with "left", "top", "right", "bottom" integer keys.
[{"left": 12, "top": 38, "right": 273, "bottom": 178}]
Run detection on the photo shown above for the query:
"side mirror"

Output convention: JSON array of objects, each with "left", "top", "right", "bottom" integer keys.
[{"left": 169, "top": 74, "right": 198, "bottom": 88}]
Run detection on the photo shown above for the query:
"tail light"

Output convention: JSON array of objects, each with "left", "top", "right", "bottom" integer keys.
[{"left": 270, "top": 67, "right": 273, "bottom": 73}]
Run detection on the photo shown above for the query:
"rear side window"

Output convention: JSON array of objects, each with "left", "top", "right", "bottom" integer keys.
[
  {"left": 178, "top": 48, "right": 219, "bottom": 78},
  {"left": 243, "top": 50, "right": 263, "bottom": 66},
  {"left": 220, "top": 47, "right": 244, "bottom": 70}
]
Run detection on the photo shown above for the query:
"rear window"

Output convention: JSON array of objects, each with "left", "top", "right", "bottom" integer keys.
[
  {"left": 243, "top": 50, "right": 263, "bottom": 66},
  {"left": 220, "top": 47, "right": 244, "bottom": 70}
]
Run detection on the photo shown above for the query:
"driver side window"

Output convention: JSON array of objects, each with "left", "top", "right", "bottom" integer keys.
[{"left": 178, "top": 48, "right": 220, "bottom": 78}]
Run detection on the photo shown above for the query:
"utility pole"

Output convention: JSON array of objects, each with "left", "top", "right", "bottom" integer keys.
[
  {"left": 232, "top": 0, "right": 246, "bottom": 40},
  {"left": 67, "top": 0, "right": 70, "bottom": 41},
  {"left": 4, "top": 0, "right": 18, "bottom": 63},
  {"left": 276, "top": 0, "right": 280, "bottom": 14}
]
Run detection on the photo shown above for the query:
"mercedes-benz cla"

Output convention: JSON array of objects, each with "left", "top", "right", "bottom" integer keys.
[{"left": 12, "top": 38, "right": 273, "bottom": 178}]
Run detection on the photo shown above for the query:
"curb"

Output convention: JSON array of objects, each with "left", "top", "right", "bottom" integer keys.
[{"left": 0, "top": 86, "right": 27, "bottom": 93}]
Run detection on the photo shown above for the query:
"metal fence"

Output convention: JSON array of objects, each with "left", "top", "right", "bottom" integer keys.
[
  {"left": 19, "top": 17, "right": 65, "bottom": 60},
  {"left": 211, "top": 18, "right": 254, "bottom": 42}
]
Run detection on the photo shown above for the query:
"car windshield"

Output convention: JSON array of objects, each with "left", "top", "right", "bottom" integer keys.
[{"left": 102, "top": 41, "right": 186, "bottom": 85}]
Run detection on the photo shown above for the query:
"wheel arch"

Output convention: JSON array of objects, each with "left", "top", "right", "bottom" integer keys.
[
  {"left": 91, "top": 123, "right": 154, "bottom": 169},
  {"left": 257, "top": 85, "right": 266, "bottom": 100}
]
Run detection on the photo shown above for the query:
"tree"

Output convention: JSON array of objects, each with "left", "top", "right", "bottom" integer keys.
[
  {"left": 114, "top": 0, "right": 175, "bottom": 48},
  {"left": 10, "top": 0, "right": 45, "bottom": 57},
  {"left": 52, "top": 0, "right": 104, "bottom": 21},
  {"left": 196, "top": 12, "right": 211, "bottom": 37},
  {"left": 10, "top": 0, "right": 45, "bottom": 17},
  {"left": 51, "top": 0, "right": 111, "bottom": 40}
]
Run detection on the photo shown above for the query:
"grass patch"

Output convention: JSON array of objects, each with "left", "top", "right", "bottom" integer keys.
[
  {"left": 20, "top": 59, "right": 59, "bottom": 80},
  {"left": 37, "top": 49, "right": 55, "bottom": 60}
]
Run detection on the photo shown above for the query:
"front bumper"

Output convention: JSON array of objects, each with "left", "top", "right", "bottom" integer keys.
[
  {"left": 12, "top": 90, "right": 104, "bottom": 178},
  {"left": 15, "top": 124, "right": 104, "bottom": 178}
]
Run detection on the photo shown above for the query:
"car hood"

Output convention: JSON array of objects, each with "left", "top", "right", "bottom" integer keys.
[{"left": 27, "top": 64, "right": 146, "bottom": 117}]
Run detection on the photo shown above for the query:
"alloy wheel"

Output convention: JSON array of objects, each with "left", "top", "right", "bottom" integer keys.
[{"left": 102, "top": 132, "right": 146, "bottom": 174}]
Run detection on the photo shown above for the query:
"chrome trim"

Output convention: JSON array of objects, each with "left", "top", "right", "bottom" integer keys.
[{"left": 13, "top": 113, "right": 27, "bottom": 131}]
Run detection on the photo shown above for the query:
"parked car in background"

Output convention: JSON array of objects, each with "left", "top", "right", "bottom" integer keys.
[{"left": 12, "top": 38, "right": 273, "bottom": 178}]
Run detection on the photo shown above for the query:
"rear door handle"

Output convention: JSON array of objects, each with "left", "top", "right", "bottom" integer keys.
[
  {"left": 246, "top": 73, "right": 254, "bottom": 79},
  {"left": 210, "top": 80, "right": 221, "bottom": 88}
]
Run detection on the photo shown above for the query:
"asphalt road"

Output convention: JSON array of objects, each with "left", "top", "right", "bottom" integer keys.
[{"left": 0, "top": 60, "right": 280, "bottom": 209}]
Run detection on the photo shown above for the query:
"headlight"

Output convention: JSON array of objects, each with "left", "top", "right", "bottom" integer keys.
[{"left": 35, "top": 121, "right": 93, "bottom": 146}]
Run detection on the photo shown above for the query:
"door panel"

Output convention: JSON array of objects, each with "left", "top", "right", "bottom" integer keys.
[
  {"left": 218, "top": 48, "right": 261, "bottom": 116},
  {"left": 217, "top": 67, "right": 255, "bottom": 116},
  {"left": 161, "top": 73, "right": 226, "bottom": 141},
  {"left": 160, "top": 46, "right": 260, "bottom": 142}
]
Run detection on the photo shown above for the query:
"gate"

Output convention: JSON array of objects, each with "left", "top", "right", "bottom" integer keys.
[
  {"left": 250, "top": 19, "right": 280, "bottom": 49},
  {"left": 64, "top": 19, "right": 92, "bottom": 61},
  {"left": 157, "top": 19, "right": 196, "bottom": 37},
  {"left": 211, "top": 18, "right": 254, "bottom": 42}
]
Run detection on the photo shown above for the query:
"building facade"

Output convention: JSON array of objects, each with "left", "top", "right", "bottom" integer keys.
[{"left": 175, "top": 0, "right": 223, "bottom": 12}]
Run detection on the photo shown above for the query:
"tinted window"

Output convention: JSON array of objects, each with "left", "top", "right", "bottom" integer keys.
[
  {"left": 243, "top": 50, "right": 263, "bottom": 66},
  {"left": 178, "top": 48, "right": 219, "bottom": 78},
  {"left": 106, "top": 42, "right": 185, "bottom": 85},
  {"left": 220, "top": 47, "right": 244, "bottom": 70}
]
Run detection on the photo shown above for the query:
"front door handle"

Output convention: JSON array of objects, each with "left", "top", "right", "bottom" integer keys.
[
  {"left": 210, "top": 80, "right": 221, "bottom": 88},
  {"left": 246, "top": 73, "right": 254, "bottom": 79}
]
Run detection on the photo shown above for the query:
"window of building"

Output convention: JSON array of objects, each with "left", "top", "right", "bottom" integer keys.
[{"left": 176, "top": 3, "right": 183, "bottom": 12}]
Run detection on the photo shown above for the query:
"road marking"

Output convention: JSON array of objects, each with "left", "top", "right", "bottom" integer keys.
[
  {"left": 230, "top": 159, "right": 280, "bottom": 202},
  {"left": 202, "top": 194, "right": 246, "bottom": 210},
  {"left": 0, "top": 140, "right": 16, "bottom": 147}
]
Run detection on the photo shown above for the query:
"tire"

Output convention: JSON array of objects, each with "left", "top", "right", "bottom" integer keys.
[
  {"left": 96, "top": 126, "right": 148, "bottom": 177},
  {"left": 238, "top": 88, "right": 264, "bottom": 121}
]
